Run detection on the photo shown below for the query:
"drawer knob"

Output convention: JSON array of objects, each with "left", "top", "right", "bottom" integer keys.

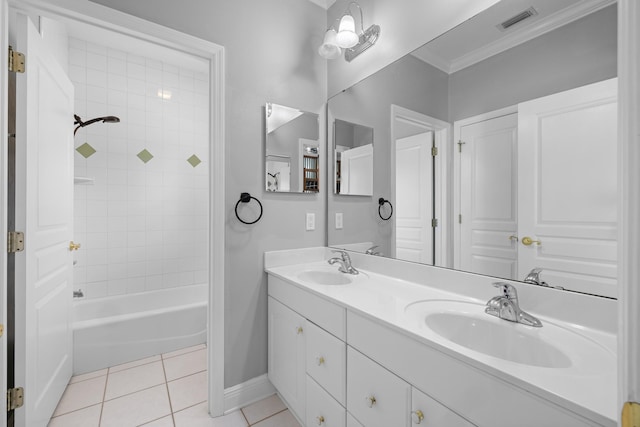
[
  {"left": 411, "top": 410, "right": 425, "bottom": 424},
  {"left": 365, "top": 395, "right": 377, "bottom": 408},
  {"left": 296, "top": 326, "right": 303, "bottom": 334},
  {"left": 316, "top": 356, "right": 325, "bottom": 366},
  {"left": 316, "top": 415, "right": 325, "bottom": 425}
]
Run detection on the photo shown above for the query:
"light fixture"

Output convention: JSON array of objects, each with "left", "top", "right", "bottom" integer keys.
[
  {"left": 318, "top": 28, "right": 342, "bottom": 59},
  {"left": 318, "top": 1, "right": 380, "bottom": 62}
]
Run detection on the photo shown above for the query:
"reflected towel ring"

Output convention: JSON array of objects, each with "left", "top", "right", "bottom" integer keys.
[
  {"left": 378, "top": 197, "right": 393, "bottom": 221},
  {"left": 235, "top": 192, "right": 263, "bottom": 225}
]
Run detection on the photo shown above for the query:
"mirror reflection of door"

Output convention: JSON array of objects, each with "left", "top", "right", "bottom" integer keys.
[
  {"left": 395, "top": 132, "right": 434, "bottom": 264},
  {"left": 334, "top": 119, "right": 374, "bottom": 196},
  {"left": 457, "top": 113, "right": 518, "bottom": 280}
]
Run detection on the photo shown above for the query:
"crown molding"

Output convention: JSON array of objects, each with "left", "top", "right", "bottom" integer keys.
[{"left": 448, "top": 0, "right": 616, "bottom": 73}]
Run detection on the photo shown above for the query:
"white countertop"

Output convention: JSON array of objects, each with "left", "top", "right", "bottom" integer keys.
[{"left": 266, "top": 258, "right": 617, "bottom": 426}]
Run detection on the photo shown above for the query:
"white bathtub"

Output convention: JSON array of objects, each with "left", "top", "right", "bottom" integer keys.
[{"left": 73, "top": 283, "right": 207, "bottom": 374}]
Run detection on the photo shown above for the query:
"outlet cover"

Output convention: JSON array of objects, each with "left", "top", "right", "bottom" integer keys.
[
  {"left": 306, "top": 213, "right": 315, "bottom": 231},
  {"left": 335, "top": 212, "right": 343, "bottom": 229}
]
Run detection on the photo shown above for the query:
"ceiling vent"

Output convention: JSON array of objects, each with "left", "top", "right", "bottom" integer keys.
[{"left": 497, "top": 7, "right": 538, "bottom": 31}]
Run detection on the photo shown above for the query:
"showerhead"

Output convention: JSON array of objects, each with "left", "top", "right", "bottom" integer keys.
[{"left": 73, "top": 114, "right": 121, "bottom": 136}]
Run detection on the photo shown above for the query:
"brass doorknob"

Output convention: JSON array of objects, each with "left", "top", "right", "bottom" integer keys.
[
  {"left": 316, "top": 415, "right": 325, "bottom": 425},
  {"left": 521, "top": 236, "right": 541, "bottom": 246},
  {"left": 69, "top": 241, "right": 81, "bottom": 251},
  {"left": 296, "top": 326, "right": 303, "bottom": 335},
  {"left": 365, "top": 395, "right": 377, "bottom": 408},
  {"left": 316, "top": 356, "right": 325, "bottom": 366}
]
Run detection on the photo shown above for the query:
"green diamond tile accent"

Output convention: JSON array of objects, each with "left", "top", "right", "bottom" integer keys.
[
  {"left": 76, "top": 143, "right": 96, "bottom": 159},
  {"left": 137, "top": 149, "right": 154, "bottom": 164},
  {"left": 187, "top": 154, "right": 202, "bottom": 168}
]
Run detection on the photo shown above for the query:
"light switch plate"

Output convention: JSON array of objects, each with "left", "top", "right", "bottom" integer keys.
[
  {"left": 335, "top": 212, "right": 343, "bottom": 229},
  {"left": 306, "top": 213, "right": 315, "bottom": 231}
]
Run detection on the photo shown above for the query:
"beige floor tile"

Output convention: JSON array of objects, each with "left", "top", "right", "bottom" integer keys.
[
  {"left": 69, "top": 368, "right": 108, "bottom": 384},
  {"left": 174, "top": 403, "right": 248, "bottom": 427},
  {"left": 105, "top": 361, "right": 165, "bottom": 400},
  {"left": 240, "top": 394, "right": 286, "bottom": 425},
  {"left": 100, "top": 384, "right": 171, "bottom": 427},
  {"left": 251, "top": 410, "right": 300, "bottom": 427},
  {"left": 109, "top": 354, "right": 161, "bottom": 373},
  {"left": 47, "top": 403, "right": 101, "bottom": 427},
  {"left": 140, "top": 415, "right": 175, "bottom": 426},
  {"left": 162, "top": 343, "right": 206, "bottom": 360},
  {"left": 163, "top": 348, "right": 206, "bottom": 381},
  {"left": 167, "top": 371, "right": 207, "bottom": 412},
  {"left": 53, "top": 376, "right": 106, "bottom": 416}
]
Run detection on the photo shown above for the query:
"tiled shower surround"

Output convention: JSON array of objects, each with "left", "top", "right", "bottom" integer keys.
[{"left": 70, "top": 37, "right": 209, "bottom": 299}]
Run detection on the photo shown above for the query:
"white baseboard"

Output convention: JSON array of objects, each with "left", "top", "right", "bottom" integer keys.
[{"left": 223, "top": 374, "right": 277, "bottom": 414}]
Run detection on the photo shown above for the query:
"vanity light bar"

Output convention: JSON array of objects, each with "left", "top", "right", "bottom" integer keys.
[{"left": 345, "top": 24, "right": 381, "bottom": 62}]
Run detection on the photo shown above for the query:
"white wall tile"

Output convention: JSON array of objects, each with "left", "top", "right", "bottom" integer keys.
[{"left": 73, "top": 39, "right": 209, "bottom": 299}]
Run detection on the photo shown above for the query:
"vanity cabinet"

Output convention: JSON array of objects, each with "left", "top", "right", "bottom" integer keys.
[{"left": 267, "top": 297, "right": 306, "bottom": 421}]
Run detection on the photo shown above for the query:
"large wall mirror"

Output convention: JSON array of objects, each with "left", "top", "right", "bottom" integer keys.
[
  {"left": 265, "top": 102, "right": 320, "bottom": 193},
  {"left": 327, "top": 0, "right": 617, "bottom": 298}
]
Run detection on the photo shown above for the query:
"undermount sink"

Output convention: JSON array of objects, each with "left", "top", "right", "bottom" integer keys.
[
  {"left": 297, "top": 269, "right": 353, "bottom": 285},
  {"left": 404, "top": 300, "right": 612, "bottom": 369}
]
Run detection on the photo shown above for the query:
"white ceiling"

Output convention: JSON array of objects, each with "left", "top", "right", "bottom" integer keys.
[
  {"left": 411, "top": 0, "right": 614, "bottom": 74},
  {"left": 307, "top": 0, "right": 337, "bottom": 10}
]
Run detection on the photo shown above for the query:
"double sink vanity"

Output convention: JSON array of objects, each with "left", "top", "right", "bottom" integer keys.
[{"left": 265, "top": 247, "right": 616, "bottom": 427}]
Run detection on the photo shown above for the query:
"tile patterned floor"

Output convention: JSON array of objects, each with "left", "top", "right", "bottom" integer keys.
[{"left": 48, "top": 344, "right": 300, "bottom": 427}]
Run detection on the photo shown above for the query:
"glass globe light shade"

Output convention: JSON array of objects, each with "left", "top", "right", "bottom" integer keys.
[
  {"left": 336, "top": 14, "right": 359, "bottom": 48},
  {"left": 318, "top": 29, "right": 342, "bottom": 59}
]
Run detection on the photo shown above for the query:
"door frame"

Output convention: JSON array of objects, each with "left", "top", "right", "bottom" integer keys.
[
  {"left": 1, "top": 0, "right": 226, "bottom": 420},
  {"left": 390, "top": 105, "right": 450, "bottom": 266},
  {"left": 618, "top": 0, "right": 640, "bottom": 418}
]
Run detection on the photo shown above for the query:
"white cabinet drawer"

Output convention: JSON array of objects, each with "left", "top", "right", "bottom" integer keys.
[
  {"left": 307, "top": 375, "right": 346, "bottom": 427},
  {"left": 347, "top": 346, "right": 411, "bottom": 427},
  {"left": 411, "top": 387, "right": 475, "bottom": 427},
  {"left": 268, "top": 275, "right": 346, "bottom": 339},
  {"left": 306, "top": 321, "right": 346, "bottom": 405}
]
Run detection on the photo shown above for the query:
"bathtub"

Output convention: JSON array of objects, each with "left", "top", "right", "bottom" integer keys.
[{"left": 73, "top": 283, "right": 207, "bottom": 374}]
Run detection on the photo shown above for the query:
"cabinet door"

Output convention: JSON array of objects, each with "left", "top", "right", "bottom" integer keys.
[
  {"left": 268, "top": 297, "right": 306, "bottom": 421},
  {"left": 347, "top": 347, "right": 411, "bottom": 427},
  {"left": 306, "top": 321, "right": 346, "bottom": 405},
  {"left": 411, "top": 387, "right": 476, "bottom": 427}
]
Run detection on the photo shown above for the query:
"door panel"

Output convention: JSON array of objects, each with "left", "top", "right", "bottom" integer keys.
[
  {"left": 395, "top": 132, "right": 433, "bottom": 263},
  {"left": 459, "top": 114, "right": 518, "bottom": 279},
  {"left": 517, "top": 78, "right": 617, "bottom": 296},
  {"left": 14, "top": 14, "right": 74, "bottom": 425}
]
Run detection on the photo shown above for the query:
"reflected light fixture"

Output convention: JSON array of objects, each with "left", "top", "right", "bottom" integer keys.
[{"left": 318, "top": 1, "right": 380, "bottom": 62}]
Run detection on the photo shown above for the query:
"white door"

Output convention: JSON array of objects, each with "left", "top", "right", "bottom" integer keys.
[
  {"left": 395, "top": 132, "right": 433, "bottom": 263},
  {"left": 517, "top": 79, "right": 617, "bottom": 297},
  {"left": 340, "top": 144, "right": 373, "bottom": 195},
  {"left": 458, "top": 113, "right": 518, "bottom": 279},
  {"left": 13, "top": 14, "right": 74, "bottom": 425}
]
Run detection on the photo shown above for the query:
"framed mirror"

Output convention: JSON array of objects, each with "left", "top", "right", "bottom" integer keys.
[
  {"left": 334, "top": 119, "right": 374, "bottom": 196},
  {"left": 265, "top": 102, "right": 320, "bottom": 193},
  {"left": 326, "top": 0, "right": 617, "bottom": 297}
]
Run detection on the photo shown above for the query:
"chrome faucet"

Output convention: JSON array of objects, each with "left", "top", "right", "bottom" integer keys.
[
  {"left": 365, "top": 245, "right": 382, "bottom": 256},
  {"left": 485, "top": 282, "right": 542, "bottom": 327},
  {"left": 73, "top": 289, "right": 84, "bottom": 298},
  {"left": 328, "top": 250, "right": 359, "bottom": 275},
  {"left": 523, "top": 268, "right": 564, "bottom": 290}
]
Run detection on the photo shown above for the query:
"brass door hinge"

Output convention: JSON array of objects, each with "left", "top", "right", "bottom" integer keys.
[
  {"left": 0, "top": 324, "right": 4, "bottom": 337},
  {"left": 431, "top": 146, "right": 438, "bottom": 157},
  {"left": 622, "top": 402, "right": 640, "bottom": 427},
  {"left": 8, "top": 46, "right": 25, "bottom": 73},
  {"left": 432, "top": 218, "right": 438, "bottom": 228},
  {"left": 7, "top": 231, "right": 24, "bottom": 253},
  {"left": 7, "top": 387, "right": 24, "bottom": 411}
]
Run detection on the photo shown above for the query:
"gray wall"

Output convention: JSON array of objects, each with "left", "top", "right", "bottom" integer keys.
[
  {"left": 449, "top": 5, "right": 617, "bottom": 121},
  {"left": 88, "top": 0, "right": 327, "bottom": 388},
  {"left": 328, "top": 55, "right": 449, "bottom": 255}
]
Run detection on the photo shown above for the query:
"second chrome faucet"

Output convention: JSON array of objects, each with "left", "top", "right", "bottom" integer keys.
[{"left": 485, "top": 282, "right": 542, "bottom": 327}]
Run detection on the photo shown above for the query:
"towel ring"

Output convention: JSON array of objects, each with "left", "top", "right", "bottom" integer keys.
[
  {"left": 235, "top": 192, "right": 263, "bottom": 225},
  {"left": 378, "top": 197, "right": 393, "bottom": 221}
]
